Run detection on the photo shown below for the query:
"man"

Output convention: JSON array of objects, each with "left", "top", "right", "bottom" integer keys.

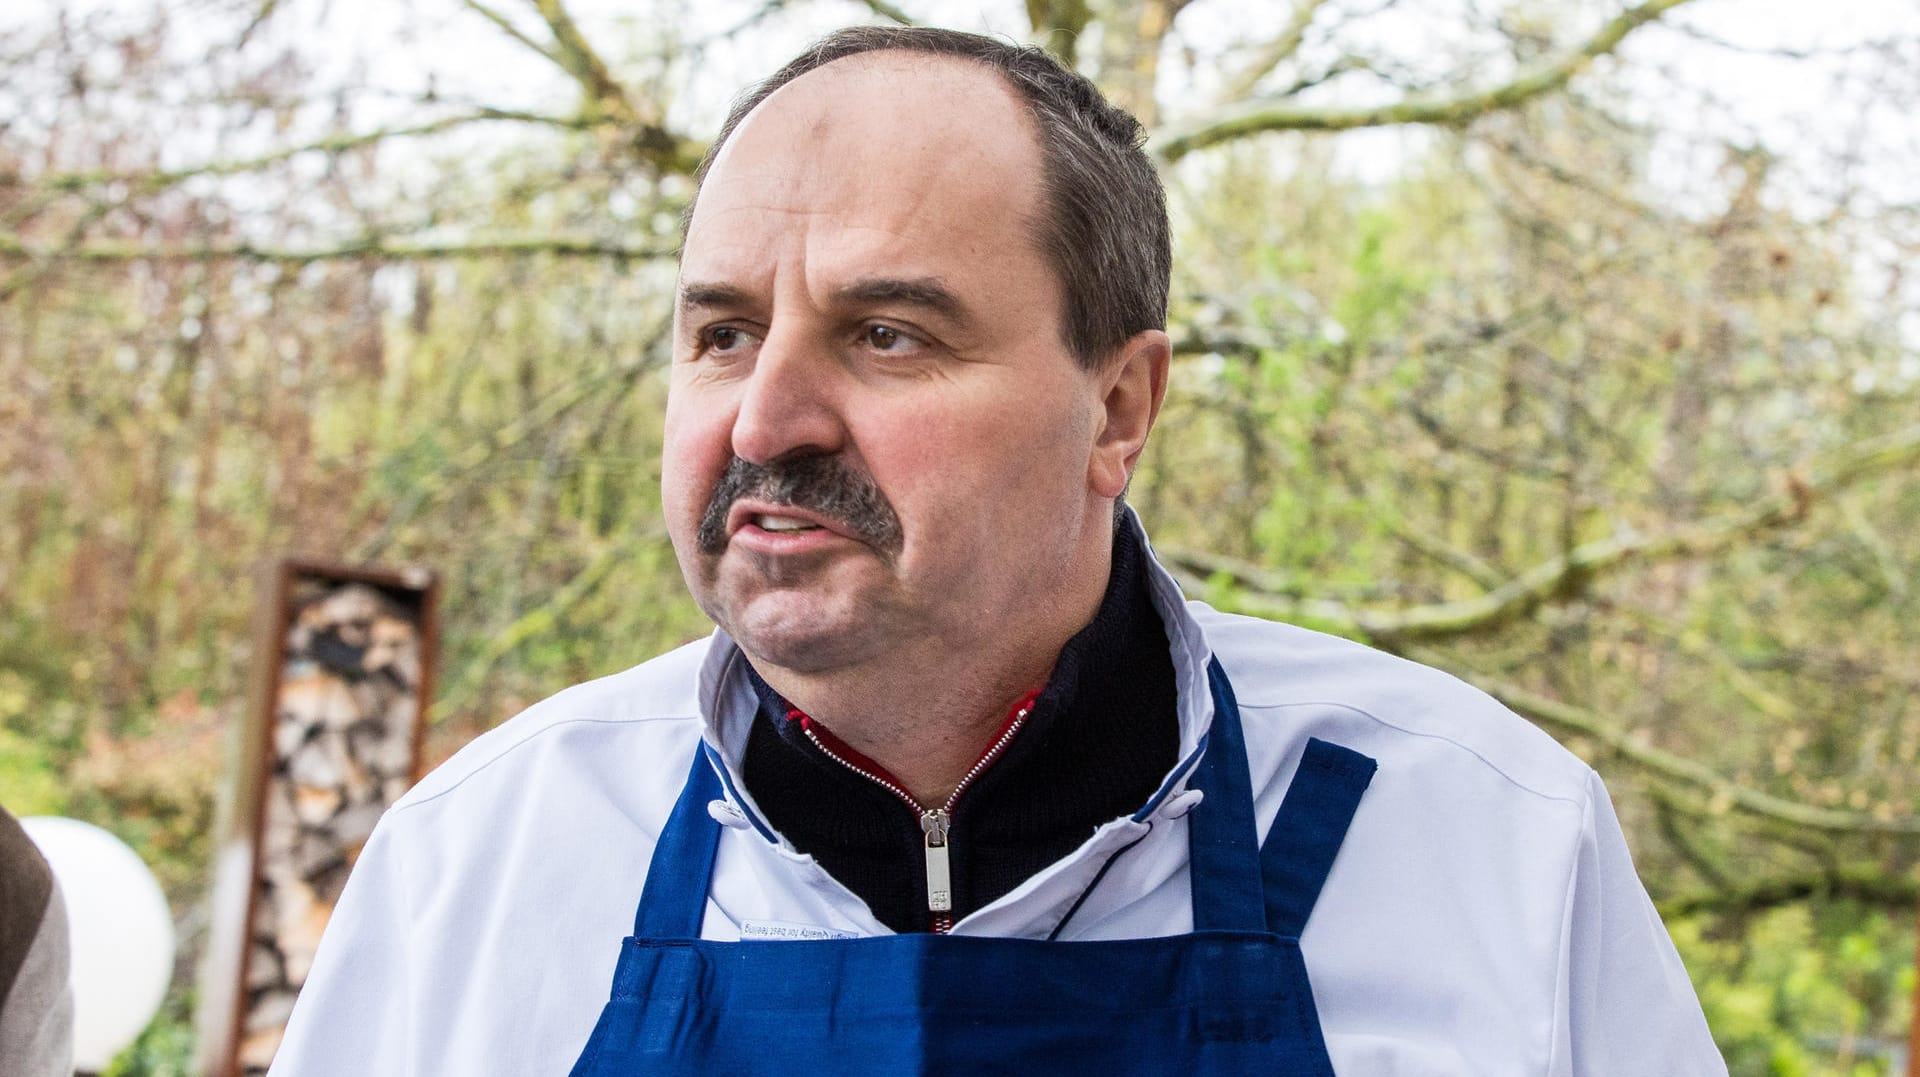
[{"left": 274, "top": 26, "right": 1724, "bottom": 1074}]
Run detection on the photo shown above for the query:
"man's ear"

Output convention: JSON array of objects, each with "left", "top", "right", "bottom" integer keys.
[{"left": 1088, "top": 329, "right": 1170, "bottom": 499}]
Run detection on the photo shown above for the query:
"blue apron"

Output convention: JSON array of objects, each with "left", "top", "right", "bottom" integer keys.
[{"left": 570, "top": 660, "right": 1375, "bottom": 1075}]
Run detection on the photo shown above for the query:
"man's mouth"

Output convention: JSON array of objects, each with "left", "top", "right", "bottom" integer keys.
[
  {"left": 751, "top": 513, "right": 823, "bottom": 533},
  {"left": 695, "top": 454, "right": 904, "bottom": 557}
]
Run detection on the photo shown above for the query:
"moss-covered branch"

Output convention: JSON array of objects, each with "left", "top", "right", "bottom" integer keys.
[
  {"left": 511, "top": 0, "right": 704, "bottom": 173},
  {"left": 1656, "top": 867, "right": 1917, "bottom": 919},
  {"left": 532, "top": 0, "right": 635, "bottom": 122},
  {"left": 1152, "top": 0, "right": 1699, "bottom": 161}
]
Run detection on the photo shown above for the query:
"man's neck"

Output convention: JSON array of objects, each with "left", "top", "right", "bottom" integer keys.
[{"left": 746, "top": 526, "right": 1117, "bottom": 807}]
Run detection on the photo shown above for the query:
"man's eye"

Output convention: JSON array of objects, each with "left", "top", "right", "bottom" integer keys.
[
  {"left": 706, "top": 326, "right": 747, "bottom": 351},
  {"left": 862, "top": 324, "right": 909, "bottom": 352}
]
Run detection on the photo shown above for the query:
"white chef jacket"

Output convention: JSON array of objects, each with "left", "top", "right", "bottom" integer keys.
[{"left": 271, "top": 516, "right": 1726, "bottom": 1075}]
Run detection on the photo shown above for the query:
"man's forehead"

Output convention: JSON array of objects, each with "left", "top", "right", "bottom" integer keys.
[
  {"left": 673, "top": 52, "right": 1057, "bottom": 321},
  {"left": 686, "top": 53, "right": 1043, "bottom": 244}
]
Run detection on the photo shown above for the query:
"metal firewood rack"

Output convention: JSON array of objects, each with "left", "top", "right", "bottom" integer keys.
[{"left": 195, "top": 559, "right": 439, "bottom": 1077}]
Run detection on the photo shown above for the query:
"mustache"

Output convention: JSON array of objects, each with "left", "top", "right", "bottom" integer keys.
[{"left": 695, "top": 455, "right": 904, "bottom": 556}]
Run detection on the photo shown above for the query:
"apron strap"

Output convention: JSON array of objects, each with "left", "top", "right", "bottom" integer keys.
[
  {"left": 631, "top": 745, "right": 726, "bottom": 938},
  {"left": 1185, "top": 659, "right": 1270, "bottom": 933},
  {"left": 1259, "top": 738, "right": 1376, "bottom": 938}
]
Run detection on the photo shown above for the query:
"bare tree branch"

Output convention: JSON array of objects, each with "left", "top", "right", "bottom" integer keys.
[
  {"left": 1027, "top": 0, "right": 1093, "bottom": 69},
  {"left": 1174, "top": 423, "right": 1920, "bottom": 643},
  {"left": 531, "top": 0, "right": 637, "bottom": 121},
  {"left": 447, "top": 1, "right": 705, "bottom": 173},
  {"left": 1655, "top": 866, "right": 1917, "bottom": 919},
  {"left": 1156, "top": 544, "right": 1401, "bottom": 602},
  {"left": 1383, "top": 521, "right": 1510, "bottom": 592},
  {"left": 858, "top": 0, "right": 916, "bottom": 26},
  {"left": 0, "top": 232, "right": 677, "bottom": 266},
  {"left": 1169, "top": 327, "right": 1290, "bottom": 357},
  {"left": 20, "top": 109, "right": 595, "bottom": 197},
  {"left": 462, "top": 0, "right": 564, "bottom": 66},
  {"left": 1216, "top": 0, "right": 1334, "bottom": 105},
  {"left": 1432, "top": 656, "right": 1920, "bottom": 838},
  {"left": 1655, "top": 795, "right": 1735, "bottom": 889},
  {"left": 235, "top": 0, "right": 283, "bottom": 50},
  {"left": 1152, "top": 0, "right": 1700, "bottom": 161},
  {"left": 1270, "top": 54, "right": 1377, "bottom": 100},
  {"left": 1156, "top": 544, "right": 1314, "bottom": 597}
]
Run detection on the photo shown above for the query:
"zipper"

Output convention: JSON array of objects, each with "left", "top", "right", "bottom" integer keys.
[{"left": 799, "top": 694, "right": 1036, "bottom": 934}]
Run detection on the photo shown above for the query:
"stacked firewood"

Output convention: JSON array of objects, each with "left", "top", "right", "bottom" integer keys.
[{"left": 238, "top": 583, "right": 422, "bottom": 1072}]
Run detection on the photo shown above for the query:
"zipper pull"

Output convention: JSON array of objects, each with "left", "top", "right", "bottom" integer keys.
[{"left": 921, "top": 809, "right": 953, "bottom": 913}]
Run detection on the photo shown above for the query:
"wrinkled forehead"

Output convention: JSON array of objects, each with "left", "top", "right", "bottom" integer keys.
[{"left": 683, "top": 54, "right": 1047, "bottom": 267}]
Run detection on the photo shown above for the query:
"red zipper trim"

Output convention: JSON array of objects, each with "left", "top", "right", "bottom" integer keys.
[
  {"left": 791, "top": 690, "right": 1041, "bottom": 932},
  {"left": 790, "top": 690, "right": 1038, "bottom": 815},
  {"left": 792, "top": 712, "right": 914, "bottom": 806}
]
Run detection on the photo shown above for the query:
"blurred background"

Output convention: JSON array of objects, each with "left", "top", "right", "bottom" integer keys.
[{"left": 2, "top": 0, "right": 1917, "bottom": 1072}]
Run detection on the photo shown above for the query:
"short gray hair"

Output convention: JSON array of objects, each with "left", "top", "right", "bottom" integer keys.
[{"left": 688, "top": 26, "right": 1171, "bottom": 370}]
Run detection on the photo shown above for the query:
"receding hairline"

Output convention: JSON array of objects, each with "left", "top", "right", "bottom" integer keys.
[
  {"left": 692, "top": 46, "right": 1044, "bottom": 216},
  {"left": 683, "top": 47, "right": 1057, "bottom": 307},
  {"left": 758, "top": 43, "right": 1024, "bottom": 94}
]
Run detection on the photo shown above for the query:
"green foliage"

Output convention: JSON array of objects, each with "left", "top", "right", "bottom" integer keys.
[
  {"left": 102, "top": 988, "right": 198, "bottom": 1077},
  {"left": 1674, "top": 904, "right": 1915, "bottom": 1076},
  {"left": 0, "top": 725, "right": 67, "bottom": 817}
]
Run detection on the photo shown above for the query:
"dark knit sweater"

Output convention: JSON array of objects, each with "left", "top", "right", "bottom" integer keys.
[
  {"left": 0, "top": 806, "right": 53, "bottom": 1012},
  {"left": 740, "top": 524, "right": 1179, "bottom": 933}
]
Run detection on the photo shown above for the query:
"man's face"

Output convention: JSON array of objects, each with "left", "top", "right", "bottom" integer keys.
[{"left": 662, "top": 55, "right": 1114, "bottom": 676}]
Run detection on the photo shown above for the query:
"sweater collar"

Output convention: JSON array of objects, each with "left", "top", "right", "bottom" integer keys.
[
  {"left": 695, "top": 508, "right": 1218, "bottom": 841},
  {"left": 742, "top": 514, "right": 1158, "bottom": 788}
]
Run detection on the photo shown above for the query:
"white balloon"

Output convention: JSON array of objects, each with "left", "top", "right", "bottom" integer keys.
[{"left": 21, "top": 816, "right": 176, "bottom": 1071}]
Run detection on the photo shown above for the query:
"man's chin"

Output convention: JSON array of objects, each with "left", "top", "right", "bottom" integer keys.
[
  {"left": 706, "top": 597, "right": 878, "bottom": 676},
  {"left": 728, "top": 624, "right": 878, "bottom": 676}
]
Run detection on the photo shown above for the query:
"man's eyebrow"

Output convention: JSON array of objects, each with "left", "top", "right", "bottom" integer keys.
[
  {"left": 677, "top": 277, "right": 973, "bottom": 324},
  {"left": 677, "top": 282, "right": 755, "bottom": 315},
  {"left": 836, "top": 277, "right": 970, "bottom": 323}
]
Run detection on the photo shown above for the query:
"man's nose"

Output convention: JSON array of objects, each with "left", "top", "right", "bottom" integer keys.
[{"left": 729, "top": 324, "right": 847, "bottom": 466}]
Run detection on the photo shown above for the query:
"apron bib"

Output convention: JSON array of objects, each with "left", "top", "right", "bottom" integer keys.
[{"left": 570, "top": 660, "right": 1375, "bottom": 1075}]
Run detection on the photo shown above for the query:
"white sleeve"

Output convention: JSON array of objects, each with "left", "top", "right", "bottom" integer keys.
[
  {"left": 268, "top": 819, "right": 414, "bottom": 1077},
  {"left": 1558, "top": 769, "right": 1726, "bottom": 1075}
]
